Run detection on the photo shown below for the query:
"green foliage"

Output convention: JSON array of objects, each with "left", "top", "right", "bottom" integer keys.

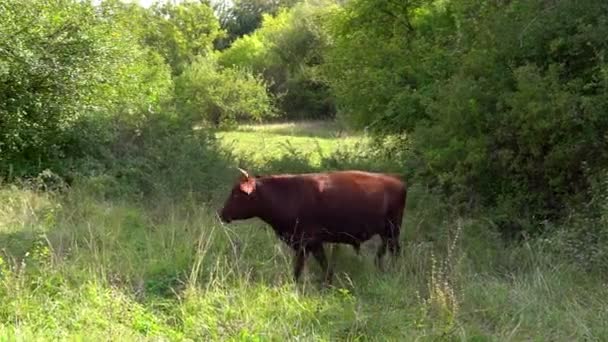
[
  {"left": 415, "top": 0, "right": 608, "bottom": 232},
  {"left": 0, "top": 0, "right": 173, "bottom": 178},
  {"left": 91, "top": 114, "right": 232, "bottom": 201},
  {"left": 321, "top": 0, "right": 431, "bottom": 130},
  {"left": 545, "top": 170, "right": 608, "bottom": 273},
  {"left": 217, "top": 1, "right": 335, "bottom": 119},
  {"left": 214, "top": 0, "right": 300, "bottom": 49},
  {"left": 175, "top": 56, "right": 276, "bottom": 127},
  {"left": 144, "top": 0, "right": 224, "bottom": 75},
  {"left": 322, "top": 0, "right": 608, "bottom": 232},
  {"left": 215, "top": 33, "right": 268, "bottom": 71}
]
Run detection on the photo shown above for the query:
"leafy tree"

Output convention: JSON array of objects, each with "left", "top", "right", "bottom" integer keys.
[
  {"left": 214, "top": 0, "right": 300, "bottom": 49},
  {"left": 217, "top": 1, "right": 335, "bottom": 119},
  {"left": 321, "top": 0, "right": 435, "bottom": 130},
  {"left": 144, "top": 0, "right": 224, "bottom": 75}
]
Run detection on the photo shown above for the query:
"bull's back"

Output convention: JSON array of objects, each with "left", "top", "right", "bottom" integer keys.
[{"left": 306, "top": 171, "right": 406, "bottom": 225}]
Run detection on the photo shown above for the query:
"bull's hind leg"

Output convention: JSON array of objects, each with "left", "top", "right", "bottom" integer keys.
[
  {"left": 310, "top": 244, "right": 333, "bottom": 284},
  {"left": 293, "top": 247, "right": 308, "bottom": 281},
  {"left": 352, "top": 243, "right": 361, "bottom": 255},
  {"left": 377, "top": 214, "right": 403, "bottom": 271},
  {"left": 375, "top": 238, "right": 388, "bottom": 271},
  {"left": 387, "top": 218, "right": 401, "bottom": 257},
  {"left": 387, "top": 206, "right": 404, "bottom": 257}
]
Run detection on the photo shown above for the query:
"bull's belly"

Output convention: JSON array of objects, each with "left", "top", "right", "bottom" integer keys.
[
  {"left": 276, "top": 214, "right": 387, "bottom": 247},
  {"left": 320, "top": 232, "right": 376, "bottom": 245},
  {"left": 316, "top": 220, "right": 384, "bottom": 244}
]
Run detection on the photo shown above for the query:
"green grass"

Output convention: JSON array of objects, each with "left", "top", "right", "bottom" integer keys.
[
  {"left": 1, "top": 121, "right": 608, "bottom": 340},
  {"left": 217, "top": 120, "right": 367, "bottom": 169}
]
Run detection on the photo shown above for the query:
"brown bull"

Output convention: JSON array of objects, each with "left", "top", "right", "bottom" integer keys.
[{"left": 218, "top": 168, "right": 407, "bottom": 283}]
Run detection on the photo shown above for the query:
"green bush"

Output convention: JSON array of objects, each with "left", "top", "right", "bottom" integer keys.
[
  {"left": 0, "top": 0, "right": 173, "bottom": 179},
  {"left": 143, "top": 0, "right": 224, "bottom": 75},
  {"left": 71, "top": 113, "right": 232, "bottom": 201},
  {"left": 0, "top": 0, "right": 254, "bottom": 201},
  {"left": 322, "top": 0, "right": 608, "bottom": 233},
  {"left": 215, "top": 33, "right": 268, "bottom": 72},
  {"left": 217, "top": 2, "right": 335, "bottom": 120},
  {"left": 175, "top": 56, "right": 276, "bottom": 128},
  {"left": 414, "top": 1, "right": 608, "bottom": 232},
  {"left": 544, "top": 171, "right": 608, "bottom": 273}
]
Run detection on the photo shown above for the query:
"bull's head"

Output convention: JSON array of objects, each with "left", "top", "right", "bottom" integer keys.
[{"left": 219, "top": 168, "right": 260, "bottom": 223}]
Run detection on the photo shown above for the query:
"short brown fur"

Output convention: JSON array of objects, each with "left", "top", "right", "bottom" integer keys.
[{"left": 219, "top": 170, "right": 407, "bottom": 283}]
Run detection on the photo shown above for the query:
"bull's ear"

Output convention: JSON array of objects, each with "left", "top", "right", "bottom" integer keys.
[{"left": 239, "top": 178, "right": 256, "bottom": 194}]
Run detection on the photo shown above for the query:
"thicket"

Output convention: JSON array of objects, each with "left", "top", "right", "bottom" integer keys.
[
  {"left": 175, "top": 55, "right": 275, "bottom": 128},
  {"left": 0, "top": 0, "right": 171, "bottom": 178},
  {"left": 321, "top": 0, "right": 608, "bottom": 237},
  {"left": 217, "top": 1, "right": 335, "bottom": 120},
  {"left": 0, "top": 0, "right": 273, "bottom": 188}
]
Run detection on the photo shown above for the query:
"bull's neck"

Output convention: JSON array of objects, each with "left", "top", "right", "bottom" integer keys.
[
  {"left": 255, "top": 178, "right": 294, "bottom": 231},
  {"left": 257, "top": 200, "right": 292, "bottom": 231},
  {"left": 258, "top": 214, "right": 286, "bottom": 230}
]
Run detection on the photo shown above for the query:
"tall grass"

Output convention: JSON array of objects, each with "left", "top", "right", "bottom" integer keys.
[{"left": 1, "top": 121, "right": 607, "bottom": 340}]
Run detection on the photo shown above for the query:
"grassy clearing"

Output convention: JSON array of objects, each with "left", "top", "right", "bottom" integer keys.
[
  {"left": 217, "top": 120, "right": 367, "bottom": 169},
  {"left": 233, "top": 120, "right": 356, "bottom": 138},
  {"left": 1, "top": 121, "right": 607, "bottom": 340}
]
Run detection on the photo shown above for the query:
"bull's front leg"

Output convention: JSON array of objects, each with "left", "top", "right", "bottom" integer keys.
[{"left": 287, "top": 224, "right": 317, "bottom": 282}]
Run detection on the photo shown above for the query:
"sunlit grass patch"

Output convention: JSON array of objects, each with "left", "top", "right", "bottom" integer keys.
[
  {"left": 216, "top": 120, "right": 368, "bottom": 169},
  {"left": 235, "top": 120, "right": 351, "bottom": 138}
]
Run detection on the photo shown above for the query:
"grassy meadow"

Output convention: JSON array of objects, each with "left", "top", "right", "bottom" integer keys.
[
  {"left": 217, "top": 121, "right": 366, "bottom": 168},
  {"left": 1, "top": 121, "right": 607, "bottom": 341}
]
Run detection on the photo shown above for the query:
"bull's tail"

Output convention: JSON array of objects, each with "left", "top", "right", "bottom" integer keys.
[
  {"left": 388, "top": 172, "right": 409, "bottom": 187},
  {"left": 393, "top": 172, "right": 408, "bottom": 210}
]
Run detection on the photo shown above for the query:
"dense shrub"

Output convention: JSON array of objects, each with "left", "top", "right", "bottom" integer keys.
[
  {"left": 322, "top": 0, "right": 608, "bottom": 233},
  {"left": 97, "top": 114, "right": 232, "bottom": 201},
  {"left": 175, "top": 56, "right": 276, "bottom": 128},
  {"left": 0, "top": 0, "right": 173, "bottom": 179},
  {"left": 217, "top": 2, "right": 335, "bottom": 120},
  {"left": 143, "top": 0, "right": 224, "bottom": 76},
  {"left": 544, "top": 171, "right": 608, "bottom": 272}
]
